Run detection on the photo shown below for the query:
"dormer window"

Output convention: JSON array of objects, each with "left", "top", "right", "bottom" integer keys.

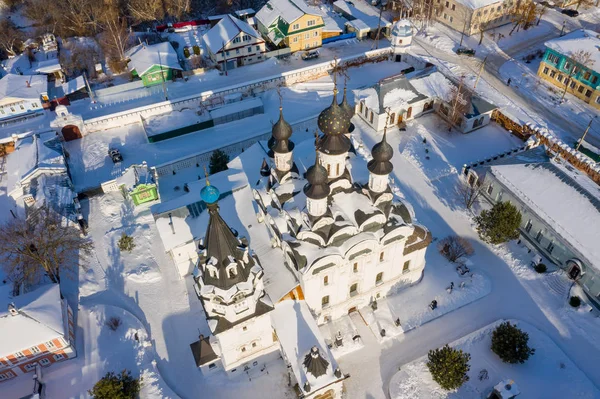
[
  {"left": 206, "top": 265, "right": 219, "bottom": 279},
  {"left": 227, "top": 265, "right": 238, "bottom": 279}
]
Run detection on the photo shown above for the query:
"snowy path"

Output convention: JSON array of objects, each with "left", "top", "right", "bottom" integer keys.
[{"left": 337, "top": 122, "right": 600, "bottom": 398}]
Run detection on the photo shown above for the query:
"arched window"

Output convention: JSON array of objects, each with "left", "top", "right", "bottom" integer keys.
[
  {"left": 369, "top": 111, "right": 374, "bottom": 123},
  {"left": 389, "top": 113, "right": 395, "bottom": 125},
  {"left": 336, "top": 164, "right": 340, "bottom": 175},
  {"left": 327, "top": 164, "right": 331, "bottom": 176},
  {"left": 359, "top": 101, "right": 364, "bottom": 113}
]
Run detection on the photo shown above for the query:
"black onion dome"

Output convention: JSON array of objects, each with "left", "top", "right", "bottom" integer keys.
[
  {"left": 304, "top": 155, "right": 330, "bottom": 200},
  {"left": 272, "top": 107, "right": 292, "bottom": 141},
  {"left": 339, "top": 87, "right": 355, "bottom": 118},
  {"left": 303, "top": 346, "right": 329, "bottom": 378},
  {"left": 367, "top": 131, "right": 394, "bottom": 175},
  {"left": 318, "top": 89, "right": 351, "bottom": 137}
]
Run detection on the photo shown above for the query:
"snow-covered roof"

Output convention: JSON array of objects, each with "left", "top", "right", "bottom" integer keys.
[
  {"left": 409, "top": 71, "right": 455, "bottom": 102},
  {"left": 50, "top": 75, "right": 86, "bottom": 99},
  {"left": 32, "top": 58, "right": 62, "bottom": 74},
  {"left": 0, "top": 284, "right": 67, "bottom": 357},
  {"left": 482, "top": 147, "right": 600, "bottom": 273},
  {"left": 256, "top": 0, "right": 318, "bottom": 28},
  {"left": 453, "top": 0, "right": 502, "bottom": 9},
  {"left": 544, "top": 29, "right": 600, "bottom": 75},
  {"left": 353, "top": 72, "right": 426, "bottom": 113},
  {"left": 235, "top": 8, "right": 256, "bottom": 17},
  {"left": 203, "top": 15, "right": 262, "bottom": 54},
  {"left": 271, "top": 300, "right": 342, "bottom": 395},
  {"left": 0, "top": 74, "right": 47, "bottom": 104},
  {"left": 126, "top": 42, "right": 182, "bottom": 76},
  {"left": 333, "top": 0, "right": 391, "bottom": 30},
  {"left": 5, "top": 132, "right": 67, "bottom": 197}
]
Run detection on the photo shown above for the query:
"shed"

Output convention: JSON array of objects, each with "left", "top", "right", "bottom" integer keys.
[{"left": 126, "top": 42, "right": 183, "bottom": 87}]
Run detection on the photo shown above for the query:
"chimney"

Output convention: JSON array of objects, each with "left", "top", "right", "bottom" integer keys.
[{"left": 8, "top": 303, "right": 18, "bottom": 316}]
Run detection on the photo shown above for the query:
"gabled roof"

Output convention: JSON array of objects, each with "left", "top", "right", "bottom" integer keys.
[
  {"left": 203, "top": 15, "right": 262, "bottom": 54},
  {"left": 544, "top": 29, "right": 600, "bottom": 75},
  {"left": 0, "top": 284, "right": 66, "bottom": 357},
  {"left": 478, "top": 147, "right": 600, "bottom": 272},
  {"left": 354, "top": 73, "right": 426, "bottom": 114},
  {"left": 0, "top": 74, "right": 47, "bottom": 103},
  {"left": 126, "top": 42, "right": 182, "bottom": 76},
  {"left": 256, "top": 0, "right": 320, "bottom": 28}
]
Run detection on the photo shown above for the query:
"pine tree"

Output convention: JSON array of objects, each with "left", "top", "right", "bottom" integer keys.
[
  {"left": 209, "top": 149, "right": 230, "bottom": 174},
  {"left": 118, "top": 233, "right": 135, "bottom": 252},
  {"left": 427, "top": 345, "right": 471, "bottom": 391},
  {"left": 491, "top": 321, "right": 535, "bottom": 364},
  {"left": 475, "top": 201, "right": 522, "bottom": 244},
  {"left": 89, "top": 370, "right": 141, "bottom": 399}
]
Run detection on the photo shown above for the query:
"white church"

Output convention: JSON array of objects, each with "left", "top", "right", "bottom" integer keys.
[{"left": 154, "top": 29, "right": 432, "bottom": 397}]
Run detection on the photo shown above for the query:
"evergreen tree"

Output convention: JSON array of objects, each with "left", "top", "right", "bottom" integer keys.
[
  {"left": 475, "top": 201, "right": 522, "bottom": 244},
  {"left": 118, "top": 233, "right": 135, "bottom": 252},
  {"left": 427, "top": 345, "right": 471, "bottom": 391},
  {"left": 491, "top": 321, "right": 535, "bottom": 364},
  {"left": 209, "top": 149, "right": 230, "bottom": 174},
  {"left": 89, "top": 370, "right": 141, "bottom": 399}
]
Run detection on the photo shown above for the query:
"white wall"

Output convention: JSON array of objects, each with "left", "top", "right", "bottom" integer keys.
[{"left": 0, "top": 99, "right": 43, "bottom": 121}]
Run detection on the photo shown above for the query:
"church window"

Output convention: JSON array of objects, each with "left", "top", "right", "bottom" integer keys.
[
  {"left": 208, "top": 363, "right": 216, "bottom": 369},
  {"left": 525, "top": 219, "right": 532, "bottom": 233},
  {"left": 535, "top": 230, "right": 543, "bottom": 243},
  {"left": 321, "top": 296, "right": 330, "bottom": 308},
  {"left": 349, "top": 283, "right": 358, "bottom": 296},
  {"left": 327, "top": 164, "right": 331, "bottom": 176},
  {"left": 336, "top": 164, "right": 340, "bottom": 175},
  {"left": 379, "top": 252, "right": 384, "bottom": 262},
  {"left": 252, "top": 342, "right": 257, "bottom": 348},
  {"left": 323, "top": 275, "right": 329, "bottom": 286},
  {"left": 227, "top": 267, "right": 238, "bottom": 278},
  {"left": 241, "top": 346, "right": 246, "bottom": 352},
  {"left": 375, "top": 272, "right": 384, "bottom": 285},
  {"left": 243, "top": 326, "right": 247, "bottom": 331},
  {"left": 359, "top": 102, "right": 364, "bottom": 113},
  {"left": 353, "top": 263, "right": 358, "bottom": 273},
  {"left": 403, "top": 260, "right": 410, "bottom": 273},
  {"left": 369, "top": 111, "right": 374, "bottom": 123}
]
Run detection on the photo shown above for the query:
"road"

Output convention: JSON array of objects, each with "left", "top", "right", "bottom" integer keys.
[{"left": 411, "top": 15, "right": 600, "bottom": 148}]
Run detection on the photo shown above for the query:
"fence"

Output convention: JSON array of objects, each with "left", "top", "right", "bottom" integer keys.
[
  {"left": 82, "top": 47, "right": 392, "bottom": 134},
  {"left": 322, "top": 33, "right": 357, "bottom": 45},
  {"left": 491, "top": 109, "right": 600, "bottom": 186},
  {"left": 94, "top": 81, "right": 145, "bottom": 97}
]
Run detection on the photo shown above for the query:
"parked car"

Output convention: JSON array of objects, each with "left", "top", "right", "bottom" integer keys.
[
  {"left": 108, "top": 148, "right": 123, "bottom": 163},
  {"left": 561, "top": 9, "right": 579, "bottom": 17},
  {"left": 455, "top": 47, "right": 476, "bottom": 56},
  {"left": 301, "top": 50, "right": 319, "bottom": 61}
]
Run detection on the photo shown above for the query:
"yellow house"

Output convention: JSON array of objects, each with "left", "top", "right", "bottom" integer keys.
[{"left": 256, "top": 0, "right": 324, "bottom": 52}]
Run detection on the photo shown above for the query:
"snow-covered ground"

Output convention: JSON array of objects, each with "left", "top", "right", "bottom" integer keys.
[{"left": 389, "top": 319, "right": 600, "bottom": 399}]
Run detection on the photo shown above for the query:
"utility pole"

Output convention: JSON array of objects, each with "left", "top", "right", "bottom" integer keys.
[
  {"left": 474, "top": 56, "right": 487, "bottom": 89},
  {"left": 222, "top": 41, "right": 228, "bottom": 76},
  {"left": 83, "top": 71, "right": 95, "bottom": 103},
  {"left": 157, "top": 50, "right": 168, "bottom": 101},
  {"left": 372, "top": 5, "right": 384, "bottom": 50},
  {"left": 575, "top": 117, "right": 596, "bottom": 152},
  {"left": 560, "top": 20, "right": 566, "bottom": 37},
  {"left": 459, "top": 19, "right": 467, "bottom": 48}
]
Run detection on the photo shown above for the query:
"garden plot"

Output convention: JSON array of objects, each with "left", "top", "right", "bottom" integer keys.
[{"left": 389, "top": 319, "right": 600, "bottom": 399}]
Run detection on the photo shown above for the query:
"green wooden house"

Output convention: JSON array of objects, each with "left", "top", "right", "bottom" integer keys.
[
  {"left": 116, "top": 163, "right": 159, "bottom": 206},
  {"left": 126, "top": 42, "right": 183, "bottom": 87}
]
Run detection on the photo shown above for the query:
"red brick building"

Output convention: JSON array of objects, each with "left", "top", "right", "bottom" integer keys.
[{"left": 0, "top": 284, "right": 76, "bottom": 382}]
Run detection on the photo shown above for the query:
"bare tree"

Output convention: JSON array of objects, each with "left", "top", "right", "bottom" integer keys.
[
  {"left": 0, "top": 18, "right": 24, "bottom": 57},
  {"left": 0, "top": 206, "right": 92, "bottom": 286},
  {"left": 571, "top": 0, "right": 595, "bottom": 10},
  {"left": 455, "top": 177, "right": 488, "bottom": 209},
  {"left": 474, "top": 13, "right": 491, "bottom": 46},
  {"left": 165, "top": 0, "right": 191, "bottom": 20},
  {"left": 535, "top": 4, "right": 547, "bottom": 26},
  {"left": 128, "top": 0, "right": 166, "bottom": 24},
  {"left": 438, "top": 235, "right": 475, "bottom": 262},
  {"left": 444, "top": 77, "right": 471, "bottom": 130},
  {"left": 560, "top": 50, "right": 595, "bottom": 103},
  {"left": 509, "top": 1, "right": 536, "bottom": 35},
  {"left": 98, "top": 4, "right": 132, "bottom": 72}
]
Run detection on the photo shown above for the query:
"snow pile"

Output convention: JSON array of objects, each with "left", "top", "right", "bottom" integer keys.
[
  {"left": 389, "top": 320, "right": 600, "bottom": 398},
  {"left": 383, "top": 88, "right": 418, "bottom": 109}
]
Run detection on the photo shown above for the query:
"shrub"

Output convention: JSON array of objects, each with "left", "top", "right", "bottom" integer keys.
[
  {"left": 193, "top": 45, "right": 200, "bottom": 55},
  {"left": 105, "top": 316, "right": 122, "bottom": 331},
  {"left": 427, "top": 344, "right": 471, "bottom": 391},
  {"left": 209, "top": 149, "right": 230, "bottom": 174},
  {"left": 438, "top": 236, "right": 474, "bottom": 262},
  {"left": 475, "top": 202, "right": 522, "bottom": 244},
  {"left": 569, "top": 296, "right": 581, "bottom": 308},
  {"left": 491, "top": 321, "right": 535, "bottom": 364},
  {"left": 118, "top": 233, "right": 135, "bottom": 252},
  {"left": 89, "top": 370, "right": 141, "bottom": 399},
  {"left": 534, "top": 263, "right": 547, "bottom": 273},
  {"left": 183, "top": 47, "right": 190, "bottom": 58}
]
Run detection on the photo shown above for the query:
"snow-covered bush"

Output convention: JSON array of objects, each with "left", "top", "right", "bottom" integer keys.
[
  {"left": 475, "top": 202, "right": 522, "bottom": 245},
  {"left": 89, "top": 370, "right": 141, "bottom": 399},
  {"left": 427, "top": 345, "right": 471, "bottom": 391},
  {"left": 106, "top": 316, "right": 122, "bottom": 331},
  {"left": 438, "top": 236, "right": 474, "bottom": 262},
  {"left": 491, "top": 321, "right": 535, "bottom": 364},
  {"left": 534, "top": 263, "right": 547, "bottom": 273},
  {"left": 569, "top": 296, "right": 581, "bottom": 308},
  {"left": 118, "top": 233, "right": 136, "bottom": 252}
]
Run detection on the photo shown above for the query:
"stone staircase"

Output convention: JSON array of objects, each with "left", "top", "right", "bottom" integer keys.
[{"left": 544, "top": 272, "right": 570, "bottom": 299}]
